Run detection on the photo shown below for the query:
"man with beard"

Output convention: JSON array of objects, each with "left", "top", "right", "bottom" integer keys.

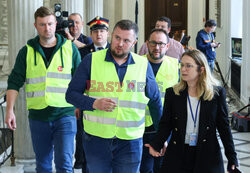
[
  {"left": 66, "top": 20, "right": 162, "bottom": 173},
  {"left": 139, "top": 16, "right": 184, "bottom": 60},
  {"left": 5, "top": 7, "right": 81, "bottom": 172},
  {"left": 65, "top": 13, "right": 92, "bottom": 48},
  {"left": 140, "top": 29, "right": 179, "bottom": 173}
]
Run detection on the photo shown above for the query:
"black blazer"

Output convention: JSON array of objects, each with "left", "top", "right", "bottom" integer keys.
[
  {"left": 151, "top": 86, "right": 238, "bottom": 173},
  {"left": 79, "top": 43, "right": 110, "bottom": 60}
]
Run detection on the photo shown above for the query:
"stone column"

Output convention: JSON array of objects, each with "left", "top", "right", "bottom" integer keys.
[
  {"left": 86, "top": 0, "right": 103, "bottom": 20},
  {"left": 241, "top": 0, "right": 250, "bottom": 104},
  {"left": 7, "top": 0, "right": 43, "bottom": 171},
  {"left": 0, "top": 0, "right": 9, "bottom": 76},
  {"left": 86, "top": 0, "right": 103, "bottom": 36}
]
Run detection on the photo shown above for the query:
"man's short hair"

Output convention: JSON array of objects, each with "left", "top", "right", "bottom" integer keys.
[
  {"left": 69, "top": 13, "right": 83, "bottom": 20},
  {"left": 148, "top": 28, "right": 169, "bottom": 43},
  {"left": 34, "top": 6, "right": 55, "bottom": 21},
  {"left": 157, "top": 16, "right": 171, "bottom": 28},
  {"left": 205, "top": 19, "right": 217, "bottom": 27},
  {"left": 113, "top": 20, "right": 138, "bottom": 39}
]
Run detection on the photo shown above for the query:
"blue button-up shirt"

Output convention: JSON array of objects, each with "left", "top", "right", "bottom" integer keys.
[{"left": 66, "top": 48, "right": 162, "bottom": 130}]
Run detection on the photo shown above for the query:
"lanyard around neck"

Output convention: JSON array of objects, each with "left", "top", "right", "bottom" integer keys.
[{"left": 187, "top": 95, "right": 200, "bottom": 129}]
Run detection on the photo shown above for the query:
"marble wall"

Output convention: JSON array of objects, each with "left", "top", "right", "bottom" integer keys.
[{"left": 0, "top": 0, "right": 8, "bottom": 77}]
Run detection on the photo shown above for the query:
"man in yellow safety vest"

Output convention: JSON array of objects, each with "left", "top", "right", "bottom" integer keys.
[{"left": 66, "top": 20, "right": 162, "bottom": 173}]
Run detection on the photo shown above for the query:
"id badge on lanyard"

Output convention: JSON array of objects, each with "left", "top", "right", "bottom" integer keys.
[
  {"left": 187, "top": 95, "right": 200, "bottom": 146},
  {"left": 189, "top": 133, "right": 198, "bottom": 146}
]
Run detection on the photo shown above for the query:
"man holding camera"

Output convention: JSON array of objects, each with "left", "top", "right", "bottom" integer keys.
[
  {"left": 5, "top": 7, "right": 81, "bottom": 173},
  {"left": 65, "top": 13, "right": 92, "bottom": 48}
]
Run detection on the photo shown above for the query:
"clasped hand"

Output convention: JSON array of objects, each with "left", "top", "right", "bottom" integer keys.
[{"left": 93, "top": 98, "right": 117, "bottom": 112}]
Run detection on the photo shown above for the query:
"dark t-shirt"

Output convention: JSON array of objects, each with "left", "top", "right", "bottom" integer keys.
[
  {"left": 149, "top": 61, "right": 162, "bottom": 76},
  {"left": 40, "top": 44, "right": 56, "bottom": 62}
]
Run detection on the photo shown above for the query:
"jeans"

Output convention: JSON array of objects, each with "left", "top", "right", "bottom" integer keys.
[
  {"left": 82, "top": 132, "right": 143, "bottom": 173},
  {"left": 29, "top": 115, "right": 77, "bottom": 173},
  {"left": 208, "top": 60, "right": 215, "bottom": 72}
]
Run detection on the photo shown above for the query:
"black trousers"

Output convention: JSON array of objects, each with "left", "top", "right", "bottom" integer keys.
[
  {"left": 74, "top": 112, "right": 87, "bottom": 173},
  {"left": 182, "top": 144, "right": 197, "bottom": 173}
]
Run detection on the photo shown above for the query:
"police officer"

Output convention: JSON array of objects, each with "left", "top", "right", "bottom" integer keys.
[{"left": 79, "top": 16, "right": 110, "bottom": 59}]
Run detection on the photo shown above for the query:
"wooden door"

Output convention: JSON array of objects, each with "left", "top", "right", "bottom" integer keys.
[{"left": 145, "top": 0, "right": 188, "bottom": 40}]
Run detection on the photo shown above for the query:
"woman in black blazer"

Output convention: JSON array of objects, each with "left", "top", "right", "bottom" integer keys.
[{"left": 146, "top": 50, "right": 238, "bottom": 173}]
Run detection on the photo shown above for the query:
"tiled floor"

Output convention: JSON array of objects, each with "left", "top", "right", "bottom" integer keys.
[{"left": 220, "top": 130, "right": 250, "bottom": 173}]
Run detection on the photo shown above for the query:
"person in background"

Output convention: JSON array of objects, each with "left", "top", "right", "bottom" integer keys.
[
  {"left": 139, "top": 16, "right": 185, "bottom": 60},
  {"left": 146, "top": 49, "right": 238, "bottom": 173},
  {"left": 65, "top": 13, "right": 92, "bottom": 48},
  {"left": 73, "top": 16, "right": 110, "bottom": 172},
  {"left": 66, "top": 19, "right": 162, "bottom": 173},
  {"left": 5, "top": 7, "right": 81, "bottom": 173},
  {"left": 79, "top": 16, "right": 110, "bottom": 59},
  {"left": 140, "top": 28, "right": 179, "bottom": 173},
  {"left": 196, "top": 19, "right": 221, "bottom": 72}
]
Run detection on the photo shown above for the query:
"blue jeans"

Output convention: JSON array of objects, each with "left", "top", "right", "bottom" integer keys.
[
  {"left": 82, "top": 132, "right": 143, "bottom": 173},
  {"left": 29, "top": 115, "right": 77, "bottom": 173},
  {"left": 208, "top": 60, "right": 215, "bottom": 72}
]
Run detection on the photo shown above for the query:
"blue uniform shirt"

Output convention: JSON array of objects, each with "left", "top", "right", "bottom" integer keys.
[
  {"left": 66, "top": 48, "right": 163, "bottom": 130},
  {"left": 196, "top": 29, "right": 216, "bottom": 61},
  {"left": 78, "top": 33, "right": 92, "bottom": 45}
]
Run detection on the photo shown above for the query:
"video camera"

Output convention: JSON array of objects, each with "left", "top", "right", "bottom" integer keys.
[{"left": 54, "top": 3, "right": 74, "bottom": 37}]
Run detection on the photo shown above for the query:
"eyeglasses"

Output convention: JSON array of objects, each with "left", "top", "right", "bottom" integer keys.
[
  {"left": 148, "top": 41, "right": 167, "bottom": 48},
  {"left": 180, "top": 63, "right": 197, "bottom": 69}
]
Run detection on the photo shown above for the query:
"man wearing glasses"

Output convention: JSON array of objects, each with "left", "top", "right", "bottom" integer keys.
[
  {"left": 139, "top": 16, "right": 185, "bottom": 60},
  {"left": 140, "top": 29, "right": 179, "bottom": 173}
]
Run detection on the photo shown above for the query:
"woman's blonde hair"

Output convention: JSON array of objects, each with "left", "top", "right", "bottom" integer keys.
[{"left": 173, "top": 49, "right": 220, "bottom": 101}]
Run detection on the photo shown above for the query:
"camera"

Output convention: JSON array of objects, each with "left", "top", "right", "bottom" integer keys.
[{"left": 54, "top": 3, "right": 74, "bottom": 37}]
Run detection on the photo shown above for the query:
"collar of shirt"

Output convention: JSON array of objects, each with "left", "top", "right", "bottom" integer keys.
[
  {"left": 94, "top": 42, "right": 108, "bottom": 51},
  {"left": 105, "top": 48, "right": 135, "bottom": 67}
]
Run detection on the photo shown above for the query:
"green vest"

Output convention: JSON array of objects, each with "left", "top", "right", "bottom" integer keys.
[
  {"left": 145, "top": 55, "right": 179, "bottom": 127},
  {"left": 84, "top": 49, "right": 149, "bottom": 140},
  {"left": 25, "top": 40, "right": 73, "bottom": 110}
]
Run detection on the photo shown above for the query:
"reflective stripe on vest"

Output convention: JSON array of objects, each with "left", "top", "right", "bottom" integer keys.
[
  {"left": 25, "top": 40, "right": 73, "bottom": 109},
  {"left": 84, "top": 114, "right": 145, "bottom": 128},
  {"left": 145, "top": 55, "right": 179, "bottom": 127},
  {"left": 83, "top": 49, "right": 149, "bottom": 140}
]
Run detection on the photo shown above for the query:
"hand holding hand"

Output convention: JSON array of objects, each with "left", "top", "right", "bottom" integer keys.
[{"left": 145, "top": 144, "right": 162, "bottom": 157}]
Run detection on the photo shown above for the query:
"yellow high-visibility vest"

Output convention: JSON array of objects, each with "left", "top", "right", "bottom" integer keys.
[
  {"left": 145, "top": 55, "right": 179, "bottom": 127},
  {"left": 25, "top": 40, "right": 73, "bottom": 109},
  {"left": 84, "top": 49, "right": 149, "bottom": 140}
]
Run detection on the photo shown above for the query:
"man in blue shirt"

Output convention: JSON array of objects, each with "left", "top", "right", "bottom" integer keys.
[
  {"left": 196, "top": 19, "right": 221, "bottom": 72},
  {"left": 66, "top": 20, "right": 162, "bottom": 173}
]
